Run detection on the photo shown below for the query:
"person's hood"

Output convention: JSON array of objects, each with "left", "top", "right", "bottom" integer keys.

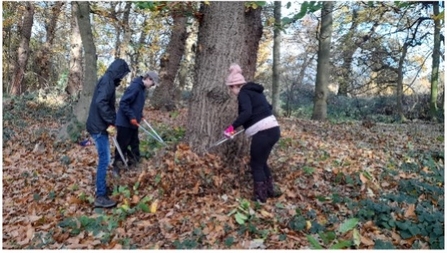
[
  {"left": 242, "top": 82, "right": 264, "bottom": 93},
  {"left": 106, "top": 58, "right": 130, "bottom": 82}
]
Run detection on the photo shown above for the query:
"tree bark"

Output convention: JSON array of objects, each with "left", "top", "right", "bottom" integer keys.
[
  {"left": 58, "top": 1, "right": 98, "bottom": 141},
  {"left": 118, "top": 2, "right": 132, "bottom": 60},
  {"left": 151, "top": 10, "right": 188, "bottom": 111},
  {"left": 186, "top": 2, "right": 262, "bottom": 157},
  {"left": 66, "top": 1, "right": 83, "bottom": 97},
  {"left": 396, "top": 43, "right": 408, "bottom": 122},
  {"left": 178, "top": 19, "right": 198, "bottom": 91},
  {"left": 312, "top": 1, "right": 333, "bottom": 120},
  {"left": 430, "top": 1, "right": 440, "bottom": 120},
  {"left": 36, "top": 2, "right": 64, "bottom": 88},
  {"left": 2, "top": 2, "right": 21, "bottom": 93},
  {"left": 132, "top": 17, "right": 149, "bottom": 77},
  {"left": 337, "top": 8, "right": 358, "bottom": 96},
  {"left": 11, "top": 2, "right": 34, "bottom": 96},
  {"left": 271, "top": 1, "right": 282, "bottom": 116}
]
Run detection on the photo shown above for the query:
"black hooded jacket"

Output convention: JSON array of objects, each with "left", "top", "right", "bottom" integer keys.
[
  {"left": 232, "top": 82, "right": 273, "bottom": 129},
  {"left": 86, "top": 59, "right": 130, "bottom": 134}
]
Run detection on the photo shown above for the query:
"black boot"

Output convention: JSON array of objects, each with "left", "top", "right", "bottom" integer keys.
[
  {"left": 106, "top": 185, "right": 114, "bottom": 196},
  {"left": 112, "top": 161, "right": 123, "bottom": 178},
  {"left": 252, "top": 181, "right": 267, "bottom": 203},
  {"left": 265, "top": 177, "right": 282, "bottom": 198}
]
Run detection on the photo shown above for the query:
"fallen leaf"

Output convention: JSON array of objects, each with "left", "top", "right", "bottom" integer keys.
[
  {"left": 132, "top": 195, "right": 140, "bottom": 204},
  {"left": 151, "top": 200, "right": 158, "bottom": 213},
  {"left": 361, "top": 235, "right": 375, "bottom": 246},
  {"left": 359, "top": 173, "right": 368, "bottom": 184},
  {"left": 306, "top": 220, "right": 312, "bottom": 230},
  {"left": 260, "top": 209, "right": 273, "bottom": 218},
  {"left": 404, "top": 204, "right": 416, "bottom": 218}
]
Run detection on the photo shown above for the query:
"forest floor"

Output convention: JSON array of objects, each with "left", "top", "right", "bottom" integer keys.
[{"left": 2, "top": 96, "right": 444, "bottom": 249}]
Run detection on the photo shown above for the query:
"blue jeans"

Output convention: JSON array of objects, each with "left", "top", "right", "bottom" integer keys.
[{"left": 91, "top": 132, "right": 110, "bottom": 197}]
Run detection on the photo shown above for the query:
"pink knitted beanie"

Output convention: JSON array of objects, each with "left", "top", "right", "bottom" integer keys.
[{"left": 226, "top": 64, "right": 246, "bottom": 86}]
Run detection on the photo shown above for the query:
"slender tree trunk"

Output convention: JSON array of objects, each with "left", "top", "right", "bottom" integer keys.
[
  {"left": 178, "top": 19, "right": 198, "bottom": 91},
  {"left": 186, "top": 1, "right": 262, "bottom": 156},
  {"left": 285, "top": 53, "right": 316, "bottom": 117},
  {"left": 3, "top": 2, "right": 22, "bottom": 94},
  {"left": 132, "top": 17, "right": 149, "bottom": 77},
  {"left": 11, "top": 2, "right": 34, "bottom": 96},
  {"left": 118, "top": 2, "right": 132, "bottom": 60},
  {"left": 58, "top": 1, "right": 98, "bottom": 141},
  {"left": 396, "top": 43, "right": 408, "bottom": 122},
  {"left": 151, "top": 11, "right": 188, "bottom": 111},
  {"left": 312, "top": 1, "right": 333, "bottom": 120},
  {"left": 271, "top": 1, "right": 282, "bottom": 116},
  {"left": 36, "top": 2, "right": 64, "bottom": 88},
  {"left": 337, "top": 9, "right": 358, "bottom": 96},
  {"left": 430, "top": 1, "right": 440, "bottom": 120},
  {"left": 66, "top": 1, "right": 84, "bottom": 97}
]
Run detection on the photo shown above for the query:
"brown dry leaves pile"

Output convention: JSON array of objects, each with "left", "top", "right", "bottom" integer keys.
[{"left": 2, "top": 106, "right": 443, "bottom": 249}]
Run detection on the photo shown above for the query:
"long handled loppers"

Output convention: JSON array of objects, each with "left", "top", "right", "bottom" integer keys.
[{"left": 139, "top": 119, "right": 167, "bottom": 146}]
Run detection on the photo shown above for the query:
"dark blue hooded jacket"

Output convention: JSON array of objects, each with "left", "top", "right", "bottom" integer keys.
[
  {"left": 232, "top": 82, "right": 273, "bottom": 129},
  {"left": 116, "top": 76, "right": 147, "bottom": 129},
  {"left": 86, "top": 59, "right": 130, "bottom": 134}
]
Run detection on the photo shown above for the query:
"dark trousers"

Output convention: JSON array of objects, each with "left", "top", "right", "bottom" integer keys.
[
  {"left": 250, "top": 126, "right": 280, "bottom": 182},
  {"left": 114, "top": 126, "right": 140, "bottom": 165}
]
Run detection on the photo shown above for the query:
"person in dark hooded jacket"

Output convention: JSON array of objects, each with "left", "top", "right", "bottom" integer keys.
[
  {"left": 86, "top": 58, "right": 130, "bottom": 208},
  {"left": 223, "top": 63, "right": 281, "bottom": 203},
  {"left": 112, "top": 71, "right": 159, "bottom": 177}
]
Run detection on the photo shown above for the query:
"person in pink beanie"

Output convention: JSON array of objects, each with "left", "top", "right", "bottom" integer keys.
[{"left": 224, "top": 63, "right": 281, "bottom": 203}]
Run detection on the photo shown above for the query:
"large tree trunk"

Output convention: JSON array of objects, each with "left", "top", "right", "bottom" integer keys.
[
  {"left": 312, "top": 1, "right": 333, "bottom": 120},
  {"left": 151, "top": 11, "right": 188, "bottom": 111},
  {"left": 430, "top": 1, "right": 440, "bottom": 120},
  {"left": 186, "top": 2, "right": 263, "bottom": 157},
  {"left": 271, "top": 1, "right": 282, "bottom": 116},
  {"left": 66, "top": 1, "right": 83, "bottom": 97},
  {"left": 58, "top": 1, "right": 98, "bottom": 141},
  {"left": 11, "top": 2, "right": 34, "bottom": 96}
]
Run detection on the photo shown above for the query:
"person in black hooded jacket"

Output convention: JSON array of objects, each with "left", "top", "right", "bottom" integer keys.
[
  {"left": 86, "top": 58, "right": 130, "bottom": 208},
  {"left": 223, "top": 63, "right": 281, "bottom": 203}
]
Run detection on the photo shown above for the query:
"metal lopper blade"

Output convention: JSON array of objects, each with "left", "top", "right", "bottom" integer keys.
[
  {"left": 112, "top": 136, "right": 128, "bottom": 169},
  {"left": 208, "top": 129, "right": 244, "bottom": 149}
]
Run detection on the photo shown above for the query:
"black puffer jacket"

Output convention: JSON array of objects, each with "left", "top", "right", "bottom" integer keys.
[
  {"left": 232, "top": 82, "right": 273, "bottom": 129},
  {"left": 86, "top": 59, "right": 130, "bottom": 134}
]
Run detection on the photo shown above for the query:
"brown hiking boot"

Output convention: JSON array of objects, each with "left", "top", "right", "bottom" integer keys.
[
  {"left": 266, "top": 177, "right": 282, "bottom": 198},
  {"left": 252, "top": 181, "right": 267, "bottom": 203}
]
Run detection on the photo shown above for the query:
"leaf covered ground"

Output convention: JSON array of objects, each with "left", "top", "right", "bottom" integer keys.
[{"left": 2, "top": 97, "right": 444, "bottom": 249}]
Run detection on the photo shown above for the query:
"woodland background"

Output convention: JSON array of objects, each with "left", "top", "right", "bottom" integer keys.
[{"left": 2, "top": 1, "right": 445, "bottom": 249}]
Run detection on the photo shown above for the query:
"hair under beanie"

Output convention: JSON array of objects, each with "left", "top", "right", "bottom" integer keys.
[{"left": 226, "top": 63, "right": 246, "bottom": 86}]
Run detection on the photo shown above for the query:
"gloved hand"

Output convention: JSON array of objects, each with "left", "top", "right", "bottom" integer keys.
[
  {"left": 106, "top": 125, "right": 116, "bottom": 136},
  {"left": 224, "top": 125, "right": 235, "bottom": 138},
  {"left": 130, "top": 119, "right": 139, "bottom": 127}
]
